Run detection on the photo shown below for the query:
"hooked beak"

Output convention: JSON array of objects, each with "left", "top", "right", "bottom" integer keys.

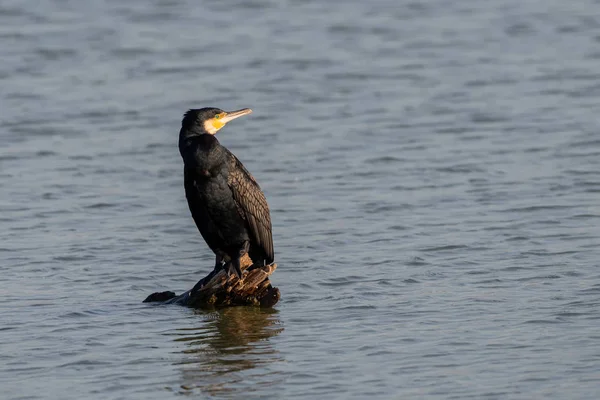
[{"left": 221, "top": 108, "right": 252, "bottom": 123}]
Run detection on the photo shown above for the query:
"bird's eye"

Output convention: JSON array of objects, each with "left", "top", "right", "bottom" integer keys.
[{"left": 215, "top": 115, "right": 220, "bottom": 119}]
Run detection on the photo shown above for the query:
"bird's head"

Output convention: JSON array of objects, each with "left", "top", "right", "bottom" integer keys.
[{"left": 181, "top": 107, "right": 253, "bottom": 135}]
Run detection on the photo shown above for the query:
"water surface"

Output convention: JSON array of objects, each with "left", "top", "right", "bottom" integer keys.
[{"left": 2, "top": 0, "right": 600, "bottom": 398}]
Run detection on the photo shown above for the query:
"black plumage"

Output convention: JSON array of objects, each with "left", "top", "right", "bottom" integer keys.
[{"left": 178, "top": 107, "right": 274, "bottom": 278}]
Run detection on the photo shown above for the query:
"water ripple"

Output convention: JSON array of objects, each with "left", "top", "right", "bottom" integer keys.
[{"left": 2, "top": 0, "right": 600, "bottom": 399}]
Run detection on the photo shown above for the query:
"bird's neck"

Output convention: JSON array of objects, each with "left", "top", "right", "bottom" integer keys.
[
  {"left": 179, "top": 130, "right": 219, "bottom": 149},
  {"left": 179, "top": 131, "right": 223, "bottom": 168}
]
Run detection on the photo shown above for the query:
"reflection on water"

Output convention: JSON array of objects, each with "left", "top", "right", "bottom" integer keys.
[{"left": 171, "top": 307, "right": 284, "bottom": 396}]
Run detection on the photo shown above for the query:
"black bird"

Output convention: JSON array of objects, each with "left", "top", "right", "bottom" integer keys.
[{"left": 178, "top": 107, "right": 274, "bottom": 279}]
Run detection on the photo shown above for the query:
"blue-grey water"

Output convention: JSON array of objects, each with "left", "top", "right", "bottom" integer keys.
[{"left": 2, "top": 0, "right": 600, "bottom": 398}]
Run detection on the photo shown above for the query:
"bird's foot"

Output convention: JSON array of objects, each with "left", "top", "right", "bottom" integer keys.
[
  {"left": 224, "top": 259, "right": 243, "bottom": 279},
  {"left": 213, "top": 262, "right": 226, "bottom": 273},
  {"left": 213, "top": 255, "right": 225, "bottom": 272}
]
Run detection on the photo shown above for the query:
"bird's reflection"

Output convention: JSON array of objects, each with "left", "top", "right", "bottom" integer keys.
[{"left": 171, "top": 307, "right": 284, "bottom": 396}]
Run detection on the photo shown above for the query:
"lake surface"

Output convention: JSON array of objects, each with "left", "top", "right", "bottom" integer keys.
[{"left": 2, "top": 0, "right": 600, "bottom": 398}]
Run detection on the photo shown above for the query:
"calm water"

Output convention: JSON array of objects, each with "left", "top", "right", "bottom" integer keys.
[{"left": 2, "top": 0, "right": 600, "bottom": 398}]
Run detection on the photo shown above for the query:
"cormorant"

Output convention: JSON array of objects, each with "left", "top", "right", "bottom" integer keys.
[{"left": 178, "top": 107, "right": 274, "bottom": 279}]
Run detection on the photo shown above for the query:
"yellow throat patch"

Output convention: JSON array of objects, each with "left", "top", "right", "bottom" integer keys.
[{"left": 203, "top": 116, "right": 226, "bottom": 134}]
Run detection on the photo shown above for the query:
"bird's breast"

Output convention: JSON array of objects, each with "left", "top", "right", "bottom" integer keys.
[{"left": 194, "top": 166, "right": 224, "bottom": 180}]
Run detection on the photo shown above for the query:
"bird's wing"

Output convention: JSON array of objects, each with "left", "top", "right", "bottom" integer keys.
[{"left": 226, "top": 152, "right": 274, "bottom": 263}]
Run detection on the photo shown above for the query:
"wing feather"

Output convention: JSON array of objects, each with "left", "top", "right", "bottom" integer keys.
[{"left": 226, "top": 153, "right": 274, "bottom": 263}]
